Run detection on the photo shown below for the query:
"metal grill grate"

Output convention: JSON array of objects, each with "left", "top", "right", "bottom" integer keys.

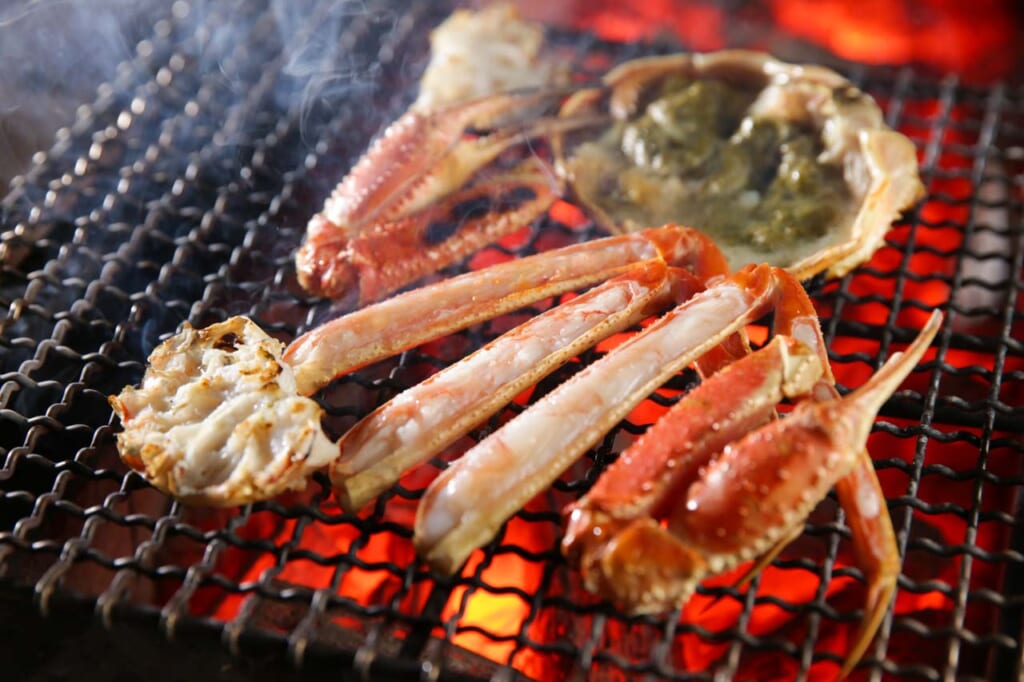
[{"left": 2, "top": 1, "right": 1023, "bottom": 680}]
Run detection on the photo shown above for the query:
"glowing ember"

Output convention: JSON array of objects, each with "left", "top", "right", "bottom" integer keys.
[{"left": 771, "top": 0, "right": 1021, "bottom": 82}]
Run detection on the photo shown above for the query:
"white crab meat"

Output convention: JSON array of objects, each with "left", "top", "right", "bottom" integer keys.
[{"left": 110, "top": 317, "right": 334, "bottom": 506}]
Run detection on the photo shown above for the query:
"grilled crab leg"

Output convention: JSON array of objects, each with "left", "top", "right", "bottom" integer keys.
[
  {"left": 285, "top": 225, "right": 729, "bottom": 395},
  {"left": 413, "top": 264, "right": 832, "bottom": 573},
  {"left": 296, "top": 89, "right": 602, "bottom": 303},
  {"left": 561, "top": 312, "right": 939, "bottom": 677},
  {"left": 330, "top": 260, "right": 699, "bottom": 511},
  {"left": 113, "top": 226, "right": 729, "bottom": 505}
]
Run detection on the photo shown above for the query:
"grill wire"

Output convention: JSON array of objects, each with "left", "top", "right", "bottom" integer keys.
[{"left": 1, "top": 0, "right": 1023, "bottom": 680}]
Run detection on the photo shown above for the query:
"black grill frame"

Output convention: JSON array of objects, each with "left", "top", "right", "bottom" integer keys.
[{"left": 1, "top": 1, "right": 1023, "bottom": 680}]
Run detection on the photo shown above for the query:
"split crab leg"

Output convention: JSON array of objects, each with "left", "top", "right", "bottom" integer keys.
[
  {"left": 413, "top": 264, "right": 834, "bottom": 572},
  {"left": 330, "top": 259, "right": 698, "bottom": 511},
  {"left": 113, "top": 225, "right": 729, "bottom": 506},
  {"left": 411, "top": 271, "right": 939, "bottom": 673},
  {"left": 295, "top": 89, "right": 603, "bottom": 303}
]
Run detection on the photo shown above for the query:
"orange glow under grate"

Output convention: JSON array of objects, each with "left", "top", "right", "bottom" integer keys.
[{"left": 2, "top": 1, "right": 1021, "bottom": 681}]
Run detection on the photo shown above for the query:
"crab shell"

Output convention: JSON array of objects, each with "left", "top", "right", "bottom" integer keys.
[{"left": 554, "top": 50, "right": 925, "bottom": 280}]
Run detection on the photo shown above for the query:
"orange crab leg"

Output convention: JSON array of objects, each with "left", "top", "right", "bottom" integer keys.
[
  {"left": 300, "top": 157, "right": 560, "bottom": 304},
  {"left": 297, "top": 89, "right": 606, "bottom": 300},
  {"left": 284, "top": 225, "right": 728, "bottom": 395},
  {"left": 833, "top": 445, "right": 900, "bottom": 677},
  {"left": 563, "top": 335, "right": 825, "bottom": 612},
  {"left": 668, "top": 312, "right": 940, "bottom": 675},
  {"left": 412, "top": 264, "right": 804, "bottom": 574},
  {"left": 562, "top": 268, "right": 830, "bottom": 611},
  {"left": 318, "top": 89, "right": 567, "bottom": 235},
  {"left": 332, "top": 261, "right": 705, "bottom": 511}
]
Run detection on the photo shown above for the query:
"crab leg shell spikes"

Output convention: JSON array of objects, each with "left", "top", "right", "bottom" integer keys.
[
  {"left": 284, "top": 225, "right": 728, "bottom": 396},
  {"left": 332, "top": 260, "right": 701, "bottom": 512},
  {"left": 562, "top": 335, "right": 825, "bottom": 613},
  {"left": 413, "top": 263, "right": 794, "bottom": 575}
]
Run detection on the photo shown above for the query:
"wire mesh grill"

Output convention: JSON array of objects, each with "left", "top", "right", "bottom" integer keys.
[{"left": 1, "top": 1, "right": 1023, "bottom": 680}]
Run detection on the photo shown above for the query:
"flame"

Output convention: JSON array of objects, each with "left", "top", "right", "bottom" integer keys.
[
  {"left": 440, "top": 508, "right": 556, "bottom": 669},
  {"left": 523, "top": 0, "right": 726, "bottom": 50}
]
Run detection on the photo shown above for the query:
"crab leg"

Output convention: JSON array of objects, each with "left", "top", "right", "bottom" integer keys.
[
  {"left": 111, "top": 225, "right": 729, "bottom": 509},
  {"left": 318, "top": 90, "right": 567, "bottom": 236},
  {"left": 562, "top": 335, "right": 825, "bottom": 611},
  {"left": 332, "top": 260, "right": 702, "bottom": 511},
  {"left": 561, "top": 269, "right": 832, "bottom": 612},
  {"left": 285, "top": 225, "right": 729, "bottom": 395},
  {"left": 300, "top": 157, "right": 559, "bottom": 304},
  {"left": 562, "top": 313, "right": 936, "bottom": 676},
  {"left": 672, "top": 312, "right": 938, "bottom": 672},
  {"left": 297, "top": 89, "right": 606, "bottom": 300},
  {"left": 833, "top": 446, "right": 900, "bottom": 677},
  {"left": 413, "top": 264, "right": 804, "bottom": 574},
  {"left": 669, "top": 312, "right": 939, "bottom": 567}
]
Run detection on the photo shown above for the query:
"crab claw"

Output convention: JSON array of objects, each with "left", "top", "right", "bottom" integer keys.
[{"left": 109, "top": 317, "right": 335, "bottom": 506}]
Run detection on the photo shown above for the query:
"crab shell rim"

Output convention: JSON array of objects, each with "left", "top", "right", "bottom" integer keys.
[{"left": 552, "top": 49, "right": 925, "bottom": 282}]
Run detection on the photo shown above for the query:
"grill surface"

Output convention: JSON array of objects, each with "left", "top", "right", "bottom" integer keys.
[{"left": 2, "top": 1, "right": 1023, "bottom": 680}]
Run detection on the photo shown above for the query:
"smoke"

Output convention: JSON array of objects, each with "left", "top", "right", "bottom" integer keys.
[
  {"left": 0, "top": 0, "right": 412, "bottom": 192},
  {"left": 0, "top": 0, "right": 156, "bottom": 188},
  {"left": 269, "top": 0, "right": 394, "bottom": 146}
]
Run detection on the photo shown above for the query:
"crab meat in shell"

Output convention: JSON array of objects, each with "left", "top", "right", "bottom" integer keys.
[
  {"left": 296, "top": 49, "right": 922, "bottom": 303},
  {"left": 554, "top": 50, "right": 925, "bottom": 278}
]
